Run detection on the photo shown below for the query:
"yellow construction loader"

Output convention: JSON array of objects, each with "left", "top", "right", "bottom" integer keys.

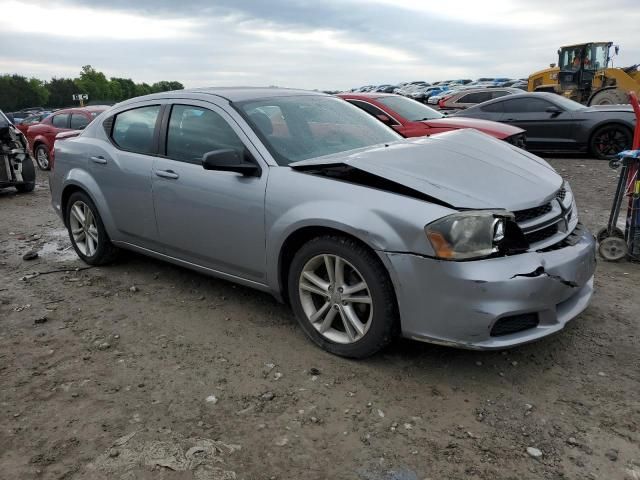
[{"left": 528, "top": 42, "right": 640, "bottom": 105}]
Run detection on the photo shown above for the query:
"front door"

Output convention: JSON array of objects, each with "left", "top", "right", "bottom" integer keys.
[
  {"left": 151, "top": 102, "right": 268, "bottom": 283},
  {"left": 501, "top": 97, "right": 575, "bottom": 150}
]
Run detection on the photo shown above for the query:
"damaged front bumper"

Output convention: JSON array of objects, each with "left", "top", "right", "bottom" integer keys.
[{"left": 381, "top": 225, "right": 596, "bottom": 349}]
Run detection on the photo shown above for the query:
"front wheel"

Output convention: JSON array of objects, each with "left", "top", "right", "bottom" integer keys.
[
  {"left": 590, "top": 125, "right": 632, "bottom": 160},
  {"left": 288, "top": 236, "right": 398, "bottom": 358},
  {"left": 15, "top": 156, "right": 36, "bottom": 193},
  {"left": 65, "top": 191, "right": 118, "bottom": 265},
  {"left": 34, "top": 144, "right": 51, "bottom": 170}
]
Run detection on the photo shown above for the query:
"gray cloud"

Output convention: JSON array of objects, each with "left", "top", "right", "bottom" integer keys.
[{"left": 1, "top": 0, "right": 638, "bottom": 90}]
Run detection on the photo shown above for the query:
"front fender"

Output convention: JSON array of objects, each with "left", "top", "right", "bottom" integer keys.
[{"left": 263, "top": 169, "right": 454, "bottom": 293}]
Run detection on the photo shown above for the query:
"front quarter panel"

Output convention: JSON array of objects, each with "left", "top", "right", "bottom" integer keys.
[{"left": 264, "top": 167, "right": 454, "bottom": 292}]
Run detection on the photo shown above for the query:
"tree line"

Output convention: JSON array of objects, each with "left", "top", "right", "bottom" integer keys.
[{"left": 0, "top": 65, "right": 184, "bottom": 112}]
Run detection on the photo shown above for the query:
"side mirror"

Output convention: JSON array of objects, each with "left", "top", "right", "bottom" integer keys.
[
  {"left": 202, "top": 149, "right": 260, "bottom": 176},
  {"left": 545, "top": 106, "right": 562, "bottom": 116},
  {"left": 615, "top": 45, "right": 620, "bottom": 55}
]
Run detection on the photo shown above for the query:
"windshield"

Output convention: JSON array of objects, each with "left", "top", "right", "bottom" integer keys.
[
  {"left": 237, "top": 95, "right": 401, "bottom": 165},
  {"left": 551, "top": 95, "right": 585, "bottom": 111},
  {"left": 377, "top": 96, "right": 443, "bottom": 121}
]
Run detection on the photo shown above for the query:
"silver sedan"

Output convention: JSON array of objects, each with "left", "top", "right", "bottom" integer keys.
[{"left": 49, "top": 88, "right": 596, "bottom": 358}]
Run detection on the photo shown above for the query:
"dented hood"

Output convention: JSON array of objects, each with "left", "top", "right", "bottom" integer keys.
[{"left": 290, "top": 129, "right": 562, "bottom": 211}]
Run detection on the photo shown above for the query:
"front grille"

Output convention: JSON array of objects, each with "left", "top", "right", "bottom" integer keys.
[
  {"left": 514, "top": 203, "right": 552, "bottom": 222},
  {"left": 490, "top": 313, "right": 539, "bottom": 337},
  {"left": 556, "top": 187, "right": 566, "bottom": 202},
  {"left": 524, "top": 223, "right": 559, "bottom": 245}
]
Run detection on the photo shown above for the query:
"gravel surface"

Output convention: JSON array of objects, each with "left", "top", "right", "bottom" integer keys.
[{"left": 1, "top": 159, "right": 639, "bottom": 480}]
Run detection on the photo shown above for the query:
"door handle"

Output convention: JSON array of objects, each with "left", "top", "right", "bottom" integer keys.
[
  {"left": 505, "top": 118, "right": 516, "bottom": 122},
  {"left": 155, "top": 169, "right": 179, "bottom": 179},
  {"left": 90, "top": 156, "right": 107, "bottom": 164}
]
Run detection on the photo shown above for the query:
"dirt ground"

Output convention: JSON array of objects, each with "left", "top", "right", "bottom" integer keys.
[{"left": 1, "top": 158, "right": 639, "bottom": 480}]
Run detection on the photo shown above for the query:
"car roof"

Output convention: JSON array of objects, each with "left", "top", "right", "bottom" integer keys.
[
  {"left": 464, "top": 91, "right": 560, "bottom": 110},
  {"left": 337, "top": 93, "right": 397, "bottom": 100},
  {"left": 51, "top": 105, "right": 110, "bottom": 114},
  {"left": 118, "top": 87, "right": 326, "bottom": 107},
  {"left": 451, "top": 87, "right": 522, "bottom": 96}
]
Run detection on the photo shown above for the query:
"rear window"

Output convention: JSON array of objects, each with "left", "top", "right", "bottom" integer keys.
[
  {"left": 70, "top": 114, "right": 89, "bottom": 130},
  {"left": 481, "top": 102, "right": 504, "bottom": 113},
  {"left": 111, "top": 105, "right": 160, "bottom": 154},
  {"left": 52, "top": 114, "right": 69, "bottom": 128}
]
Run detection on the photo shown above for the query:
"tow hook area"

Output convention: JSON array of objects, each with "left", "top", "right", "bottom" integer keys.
[{"left": 511, "top": 266, "right": 578, "bottom": 288}]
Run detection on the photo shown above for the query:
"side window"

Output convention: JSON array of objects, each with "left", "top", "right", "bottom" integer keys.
[
  {"left": 348, "top": 100, "right": 399, "bottom": 125},
  {"left": 166, "top": 105, "right": 245, "bottom": 164},
  {"left": 70, "top": 114, "right": 89, "bottom": 130},
  {"left": 111, "top": 105, "right": 160, "bottom": 154},
  {"left": 481, "top": 102, "right": 504, "bottom": 113},
  {"left": 503, "top": 98, "right": 553, "bottom": 113},
  {"left": 491, "top": 91, "right": 510, "bottom": 99},
  {"left": 459, "top": 92, "right": 492, "bottom": 104},
  {"left": 52, "top": 114, "right": 69, "bottom": 128}
]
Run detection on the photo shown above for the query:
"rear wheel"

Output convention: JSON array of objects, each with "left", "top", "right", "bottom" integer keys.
[
  {"left": 15, "top": 156, "right": 36, "bottom": 193},
  {"left": 65, "top": 191, "right": 118, "bottom": 265},
  {"left": 589, "top": 125, "right": 632, "bottom": 160},
  {"left": 589, "top": 88, "right": 629, "bottom": 106},
  {"left": 34, "top": 144, "right": 50, "bottom": 170},
  {"left": 288, "top": 235, "right": 398, "bottom": 358}
]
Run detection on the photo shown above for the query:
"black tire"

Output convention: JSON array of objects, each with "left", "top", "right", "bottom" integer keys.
[
  {"left": 589, "top": 125, "right": 632, "bottom": 160},
  {"left": 15, "top": 156, "right": 36, "bottom": 193},
  {"left": 65, "top": 191, "right": 118, "bottom": 265},
  {"left": 34, "top": 144, "right": 50, "bottom": 170},
  {"left": 287, "top": 235, "right": 398, "bottom": 358},
  {"left": 589, "top": 88, "right": 628, "bottom": 106}
]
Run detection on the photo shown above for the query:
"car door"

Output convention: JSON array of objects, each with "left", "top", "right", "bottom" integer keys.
[
  {"left": 151, "top": 102, "right": 268, "bottom": 283},
  {"left": 501, "top": 97, "right": 575, "bottom": 150},
  {"left": 87, "top": 103, "right": 162, "bottom": 247}
]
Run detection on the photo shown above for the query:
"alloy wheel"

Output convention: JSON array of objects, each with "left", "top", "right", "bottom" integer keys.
[
  {"left": 35, "top": 146, "right": 49, "bottom": 170},
  {"left": 69, "top": 201, "right": 99, "bottom": 257},
  {"left": 298, "top": 254, "right": 373, "bottom": 344},
  {"left": 593, "top": 127, "right": 630, "bottom": 158}
]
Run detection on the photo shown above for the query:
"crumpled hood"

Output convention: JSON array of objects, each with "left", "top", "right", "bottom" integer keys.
[
  {"left": 290, "top": 129, "right": 562, "bottom": 211},
  {"left": 423, "top": 116, "right": 523, "bottom": 138}
]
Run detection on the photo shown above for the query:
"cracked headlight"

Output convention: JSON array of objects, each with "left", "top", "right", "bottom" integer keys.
[{"left": 425, "top": 211, "right": 513, "bottom": 260}]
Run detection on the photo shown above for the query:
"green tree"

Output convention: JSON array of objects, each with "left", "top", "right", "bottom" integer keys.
[
  {"left": 74, "top": 65, "right": 112, "bottom": 103},
  {"left": 151, "top": 80, "right": 184, "bottom": 92},
  {"left": 45, "top": 78, "right": 77, "bottom": 108},
  {"left": 0, "top": 74, "right": 49, "bottom": 111}
]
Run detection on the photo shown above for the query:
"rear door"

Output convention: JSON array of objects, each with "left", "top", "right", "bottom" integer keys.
[
  {"left": 87, "top": 103, "right": 162, "bottom": 247},
  {"left": 151, "top": 101, "right": 268, "bottom": 283},
  {"left": 501, "top": 97, "right": 574, "bottom": 150}
]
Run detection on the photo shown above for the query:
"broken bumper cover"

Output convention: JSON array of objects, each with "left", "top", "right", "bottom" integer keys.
[{"left": 382, "top": 226, "right": 596, "bottom": 349}]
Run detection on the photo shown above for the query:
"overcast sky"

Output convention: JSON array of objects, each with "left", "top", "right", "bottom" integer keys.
[{"left": 1, "top": 0, "right": 639, "bottom": 90}]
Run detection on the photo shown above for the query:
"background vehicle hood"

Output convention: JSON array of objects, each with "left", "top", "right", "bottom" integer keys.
[
  {"left": 290, "top": 129, "right": 561, "bottom": 211},
  {"left": 423, "top": 117, "right": 523, "bottom": 138}
]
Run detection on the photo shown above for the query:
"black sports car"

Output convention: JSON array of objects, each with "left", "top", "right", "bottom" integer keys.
[{"left": 453, "top": 92, "right": 636, "bottom": 159}]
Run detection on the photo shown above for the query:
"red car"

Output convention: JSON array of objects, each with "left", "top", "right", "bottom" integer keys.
[
  {"left": 25, "top": 106, "right": 107, "bottom": 170},
  {"left": 338, "top": 93, "right": 526, "bottom": 148}
]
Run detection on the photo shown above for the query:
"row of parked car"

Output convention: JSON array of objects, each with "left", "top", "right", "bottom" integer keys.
[
  {"left": 350, "top": 78, "right": 529, "bottom": 109},
  {"left": 9, "top": 105, "right": 109, "bottom": 170},
  {"left": 3, "top": 85, "right": 636, "bottom": 180}
]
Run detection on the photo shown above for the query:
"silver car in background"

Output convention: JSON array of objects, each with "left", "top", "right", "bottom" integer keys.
[{"left": 49, "top": 88, "right": 596, "bottom": 358}]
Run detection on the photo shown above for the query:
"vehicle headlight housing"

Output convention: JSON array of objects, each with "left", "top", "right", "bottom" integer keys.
[{"left": 425, "top": 211, "right": 514, "bottom": 260}]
